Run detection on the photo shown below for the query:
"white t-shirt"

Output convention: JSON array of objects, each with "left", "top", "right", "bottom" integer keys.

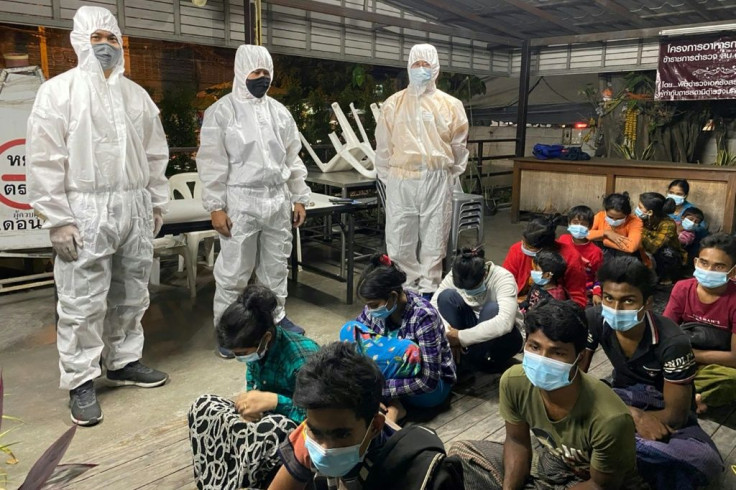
[{"left": 430, "top": 261, "right": 522, "bottom": 347}]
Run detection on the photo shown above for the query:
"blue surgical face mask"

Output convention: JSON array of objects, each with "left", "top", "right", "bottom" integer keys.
[
  {"left": 530, "top": 269, "right": 550, "bottom": 286},
  {"left": 601, "top": 304, "right": 644, "bottom": 331},
  {"left": 605, "top": 215, "right": 626, "bottom": 228},
  {"left": 234, "top": 334, "right": 269, "bottom": 363},
  {"left": 521, "top": 243, "right": 538, "bottom": 257},
  {"left": 464, "top": 283, "right": 487, "bottom": 297},
  {"left": 681, "top": 218, "right": 696, "bottom": 231},
  {"left": 634, "top": 206, "right": 648, "bottom": 219},
  {"left": 304, "top": 422, "right": 373, "bottom": 477},
  {"left": 693, "top": 265, "right": 733, "bottom": 289},
  {"left": 522, "top": 350, "right": 579, "bottom": 391},
  {"left": 667, "top": 193, "right": 686, "bottom": 206},
  {"left": 92, "top": 42, "right": 122, "bottom": 71},
  {"left": 368, "top": 295, "right": 397, "bottom": 320},
  {"left": 567, "top": 224, "right": 589, "bottom": 240},
  {"left": 409, "top": 67, "right": 432, "bottom": 87}
]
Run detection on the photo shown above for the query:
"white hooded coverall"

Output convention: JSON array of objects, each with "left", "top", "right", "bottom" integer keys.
[
  {"left": 197, "top": 45, "right": 310, "bottom": 327},
  {"left": 26, "top": 6, "right": 169, "bottom": 391},
  {"left": 375, "top": 44, "right": 469, "bottom": 293}
]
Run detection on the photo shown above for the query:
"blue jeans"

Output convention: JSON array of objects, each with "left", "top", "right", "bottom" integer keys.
[
  {"left": 402, "top": 377, "right": 452, "bottom": 408},
  {"left": 437, "top": 289, "right": 523, "bottom": 371}
]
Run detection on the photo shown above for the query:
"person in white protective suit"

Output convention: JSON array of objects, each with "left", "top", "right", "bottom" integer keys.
[
  {"left": 26, "top": 6, "right": 170, "bottom": 427},
  {"left": 375, "top": 44, "right": 470, "bottom": 298},
  {"left": 197, "top": 45, "right": 310, "bottom": 357}
]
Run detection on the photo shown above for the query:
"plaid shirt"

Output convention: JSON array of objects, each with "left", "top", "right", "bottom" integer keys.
[
  {"left": 641, "top": 217, "right": 686, "bottom": 262},
  {"left": 245, "top": 326, "right": 319, "bottom": 423},
  {"left": 356, "top": 291, "right": 457, "bottom": 399}
]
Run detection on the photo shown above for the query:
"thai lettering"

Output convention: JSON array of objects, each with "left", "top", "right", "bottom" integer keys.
[{"left": 6, "top": 154, "right": 25, "bottom": 166}]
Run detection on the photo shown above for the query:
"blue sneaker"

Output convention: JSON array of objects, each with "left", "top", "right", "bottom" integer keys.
[
  {"left": 217, "top": 345, "right": 235, "bottom": 359},
  {"left": 279, "top": 316, "right": 305, "bottom": 335}
]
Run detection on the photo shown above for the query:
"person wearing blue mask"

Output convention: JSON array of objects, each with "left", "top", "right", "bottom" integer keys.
[
  {"left": 374, "top": 43, "right": 469, "bottom": 300},
  {"left": 188, "top": 285, "right": 319, "bottom": 490},
  {"left": 636, "top": 192, "right": 686, "bottom": 284},
  {"left": 502, "top": 216, "right": 588, "bottom": 308},
  {"left": 664, "top": 233, "right": 736, "bottom": 415},
  {"left": 430, "top": 246, "right": 523, "bottom": 372},
  {"left": 518, "top": 250, "right": 569, "bottom": 314},
  {"left": 559, "top": 205, "right": 604, "bottom": 304},
  {"left": 271, "top": 342, "right": 464, "bottom": 490},
  {"left": 449, "top": 299, "right": 643, "bottom": 489},
  {"left": 587, "top": 192, "right": 644, "bottom": 261},
  {"left": 581, "top": 257, "right": 723, "bottom": 489},
  {"left": 350, "top": 253, "right": 456, "bottom": 423}
]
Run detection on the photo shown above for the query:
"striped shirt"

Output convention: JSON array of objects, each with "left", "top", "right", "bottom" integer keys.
[{"left": 356, "top": 290, "right": 457, "bottom": 399}]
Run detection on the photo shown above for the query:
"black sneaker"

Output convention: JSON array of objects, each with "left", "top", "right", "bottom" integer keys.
[
  {"left": 278, "top": 316, "right": 305, "bottom": 335},
  {"left": 106, "top": 361, "right": 169, "bottom": 388},
  {"left": 69, "top": 380, "right": 103, "bottom": 426}
]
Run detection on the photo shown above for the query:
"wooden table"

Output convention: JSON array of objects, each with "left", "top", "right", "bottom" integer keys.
[{"left": 511, "top": 157, "right": 736, "bottom": 232}]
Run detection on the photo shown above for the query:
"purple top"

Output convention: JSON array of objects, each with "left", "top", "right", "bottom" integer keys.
[{"left": 356, "top": 290, "right": 457, "bottom": 399}]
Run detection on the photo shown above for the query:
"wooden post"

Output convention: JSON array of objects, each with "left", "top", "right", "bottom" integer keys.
[{"left": 38, "top": 26, "right": 49, "bottom": 79}]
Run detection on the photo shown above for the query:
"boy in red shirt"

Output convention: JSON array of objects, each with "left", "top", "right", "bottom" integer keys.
[{"left": 559, "top": 206, "right": 604, "bottom": 305}]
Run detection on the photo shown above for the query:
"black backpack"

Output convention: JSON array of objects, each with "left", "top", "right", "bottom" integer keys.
[{"left": 360, "top": 425, "right": 464, "bottom": 490}]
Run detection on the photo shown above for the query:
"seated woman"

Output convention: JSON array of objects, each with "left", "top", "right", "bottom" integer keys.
[
  {"left": 667, "top": 178, "right": 709, "bottom": 263},
  {"left": 663, "top": 233, "right": 736, "bottom": 414},
  {"left": 430, "top": 246, "right": 523, "bottom": 372},
  {"left": 636, "top": 192, "right": 686, "bottom": 284},
  {"left": 188, "top": 285, "right": 319, "bottom": 490},
  {"left": 667, "top": 178, "right": 709, "bottom": 229},
  {"left": 349, "top": 253, "right": 456, "bottom": 423},
  {"left": 518, "top": 249, "right": 568, "bottom": 313},
  {"left": 502, "top": 216, "right": 587, "bottom": 308},
  {"left": 587, "top": 192, "right": 643, "bottom": 260}
]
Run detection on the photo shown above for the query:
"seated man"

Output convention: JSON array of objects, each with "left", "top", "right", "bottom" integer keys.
[
  {"left": 664, "top": 233, "right": 736, "bottom": 413},
  {"left": 451, "top": 299, "right": 644, "bottom": 489},
  {"left": 581, "top": 256, "right": 723, "bottom": 489},
  {"left": 269, "top": 342, "right": 462, "bottom": 489}
]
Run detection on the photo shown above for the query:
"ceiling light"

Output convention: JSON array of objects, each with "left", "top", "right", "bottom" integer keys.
[{"left": 660, "top": 23, "right": 736, "bottom": 36}]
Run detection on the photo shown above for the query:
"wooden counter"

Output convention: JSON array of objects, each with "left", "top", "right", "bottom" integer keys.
[{"left": 511, "top": 157, "right": 736, "bottom": 233}]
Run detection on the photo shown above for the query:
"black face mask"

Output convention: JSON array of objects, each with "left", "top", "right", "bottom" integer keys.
[{"left": 246, "top": 76, "right": 271, "bottom": 98}]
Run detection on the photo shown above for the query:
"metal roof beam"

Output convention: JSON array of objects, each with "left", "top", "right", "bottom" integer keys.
[
  {"left": 264, "top": 0, "right": 520, "bottom": 46},
  {"left": 418, "top": 0, "right": 526, "bottom": 41},
  {"left": 531, "top": 18, "right": 736, "bottom": 46},
  {"left": 499, "top": 0, "right": 584, "bottom": 34},
  {"left": 592, "top": 0, "right": 648, "bottom": 26}
]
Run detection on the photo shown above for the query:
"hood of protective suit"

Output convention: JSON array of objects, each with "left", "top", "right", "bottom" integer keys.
[
  {"left": 70, "top": 6, "right": 125, "bottom": 76},
  {"left": 407, "top": 44, "right": 440, "bottom": 94},
  {"left": 233, "top": 45, "right": 274, "bottom": 101}
]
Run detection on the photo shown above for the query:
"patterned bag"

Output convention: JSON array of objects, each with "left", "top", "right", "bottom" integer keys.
[{"left": 340, "top": 320, "right": 422, "bottom": 379}]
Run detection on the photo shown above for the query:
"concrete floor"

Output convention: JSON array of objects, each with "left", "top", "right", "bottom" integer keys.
[{"left": 0, "top": 209, "right": 524, "bottom": 488}]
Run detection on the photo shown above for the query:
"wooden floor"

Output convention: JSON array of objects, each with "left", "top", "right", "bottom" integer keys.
[{"left": 67, "top": 349, "right": 736, "bottom": 489}]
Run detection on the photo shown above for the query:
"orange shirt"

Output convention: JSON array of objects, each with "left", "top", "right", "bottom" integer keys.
[{"left": 587, "top": 211, "right": 643, "bottom": 254}]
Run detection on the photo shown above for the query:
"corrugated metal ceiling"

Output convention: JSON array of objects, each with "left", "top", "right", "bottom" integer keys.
[{"left": 383, "top": 0, "right": 736, "bottom": 42}]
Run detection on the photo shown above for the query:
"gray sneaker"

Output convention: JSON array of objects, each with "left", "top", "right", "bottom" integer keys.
[
  {"left": 69, "top": 380, "right": 103, "bottom": 426},
  {"left": 106, "top": 361, "right": 169, "bottom": 388}
]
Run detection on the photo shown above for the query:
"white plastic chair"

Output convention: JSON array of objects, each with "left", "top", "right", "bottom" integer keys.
[
  {"left": 168, "top": 172, "right": 220, "bottom": 297},
  {"left": 152, "top": 234, "right": 196, "bottom": 298},
  {"left": 299, "top": 102, "right": 377, "bottom": 179}
]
